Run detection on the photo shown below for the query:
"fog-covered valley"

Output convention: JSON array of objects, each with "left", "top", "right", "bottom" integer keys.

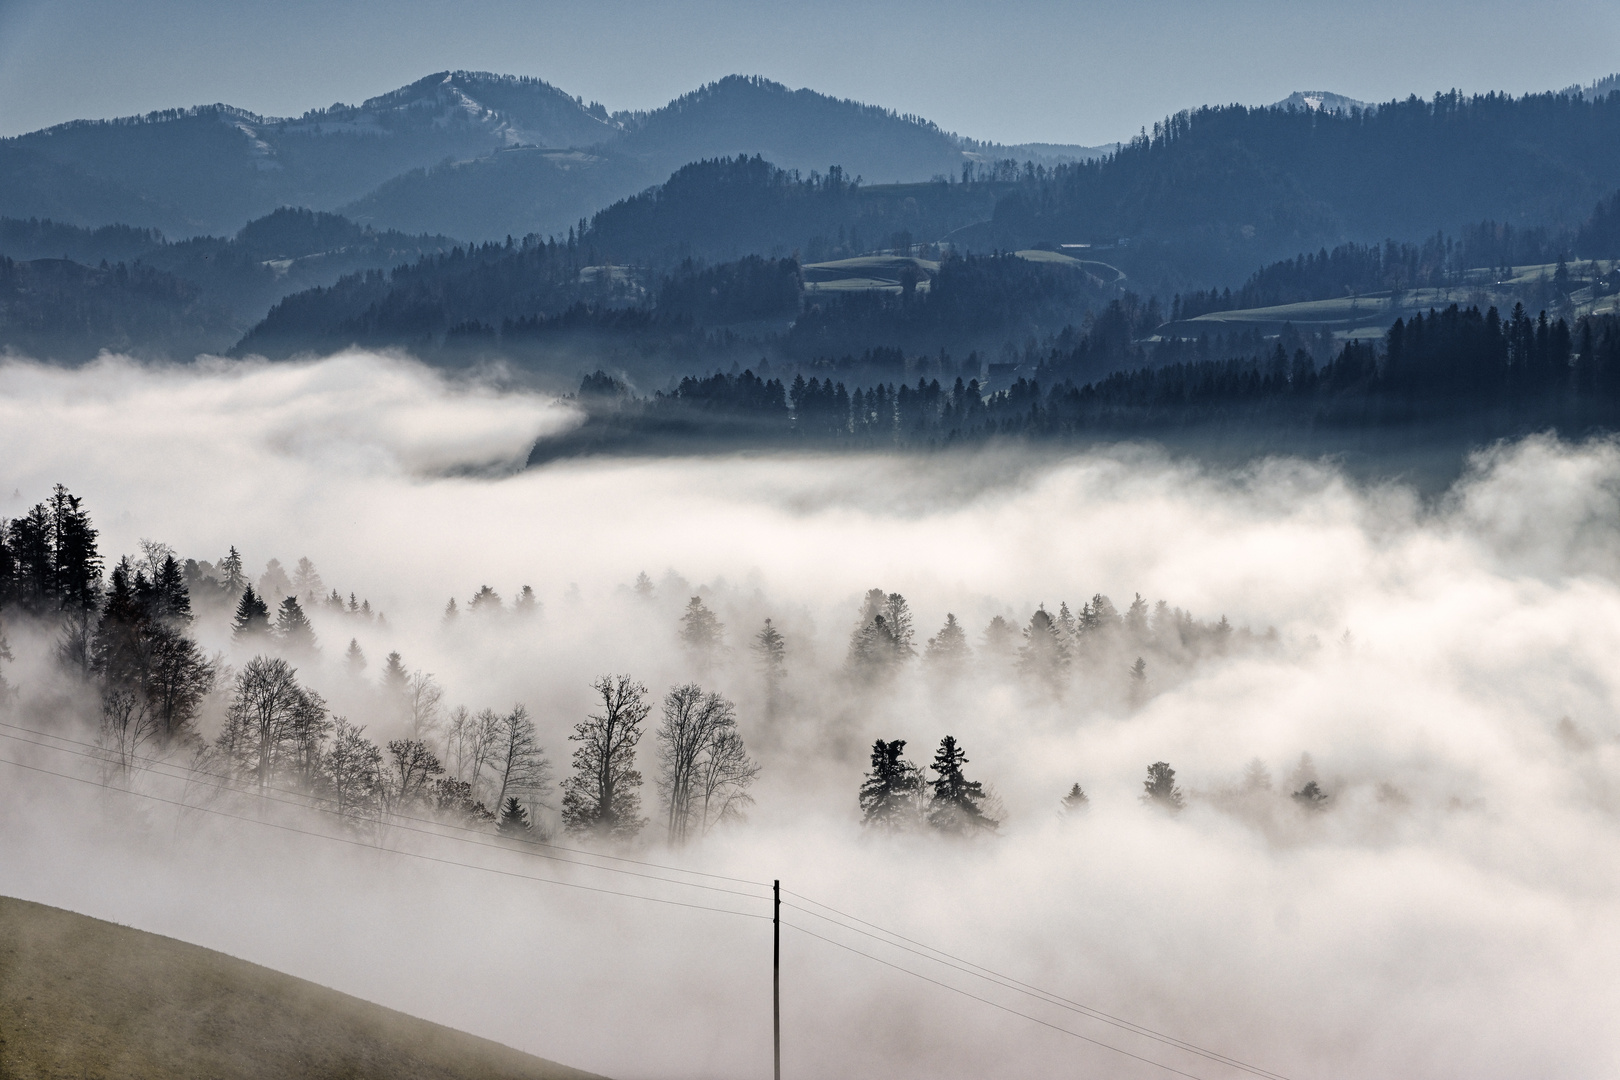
[{"left": 4, "top": 351, "right": 1620, "bottom": 1078}]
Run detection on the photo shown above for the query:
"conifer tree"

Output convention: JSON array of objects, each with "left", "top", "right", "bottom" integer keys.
[
  {"left": 1017, "top": 606, "right": 1068, "bottom": 683},
  {"left": 679, "top": 596, "right": 725, "bottom": 666},
  {"left": 218, "top": 546, "right": 246, "bottom": 597},
  {"left": 467, "top": 585, "right": 501, "bottom": 614},
  {"left": 1061, "top": 783, "right": 1090, "bottom": 813},
  {"left": 513, "top": 586, "right": 539, "bottom": 617},
  {"left": 344, "top": 638, "right": 366, "bottom": 675},
  {"left": 232, "top": 585, "right": 271, "bottom": 642},
  {"left": 924, "top": 614, "right": 970, "bottom": 666},
  {"left": 152, "top": 555, "right": 191, "bottom": 625},
  {"left": 291, "top": 558, "right": 324, "bottom": 604},
  {"left": 925, "top": 736, "right": 996, "bottom": 834},
  {"left": 443, "top": 597, "right": 458, "bottom": 623},
  {"left": 497, "top": 796, "right": 533, "bottom": 836},
  {"left": 858, "top": 739, "right": 921, "bottom": 830},
  {"left": 275, "top": 595, "right": 318, "bottom": 655},
  {"left": 379, "top": 651, "right": 409, "bottom": 697},
  {"left": 752, "top": 619, "right": 787, "bottom": 715},
  {"left": 1141, "top": 761, "right": 1185, "bottom": 812}
]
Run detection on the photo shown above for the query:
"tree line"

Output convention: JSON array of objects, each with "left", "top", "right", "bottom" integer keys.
[{"left": 540, "top": 307, "right": 1620, "bottom": 456}]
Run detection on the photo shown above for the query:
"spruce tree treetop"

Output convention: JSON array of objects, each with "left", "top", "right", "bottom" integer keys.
[
  {"left": 858, "top": 739, "right": 921, "bottom": 830},
  {"left": 275, "top": 595, "right": 318, "bottom": 654},
  {"left": 1142, "top": 761, "right": 1185, "bottom": 812},
  {"left": 497, "top": 796, "right": 533, "bottom": 836},
  {"left": 925, "top": 735, "right": 996, "bottom": 834},
  {"left": 232, "top": 584, "right": 271, "bottom": 642}
]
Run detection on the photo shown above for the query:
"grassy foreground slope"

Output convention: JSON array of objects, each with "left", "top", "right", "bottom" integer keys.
[{"left": 0, "top": 896, "right": 606, "bottom": 1080}]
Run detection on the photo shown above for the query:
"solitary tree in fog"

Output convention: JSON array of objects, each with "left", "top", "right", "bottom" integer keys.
[
  {"left": 497, "top": 796, "right": 533, "bottom": 836},
  {"left": 561, "top": 674, "right": 649, "bottom": 839},
  {"left": 218, "top": 546, "right": 247, "bottom": 597},
  {"left": 344, "top": 638, "right": 366, "bottom": 675},
  {"left": 490, "top": 704, "right": 550, "bottom": 814},
  {"left": 1061, "top": 783, "right": 1090, "bottom": 813},
  {"left": 655, "top": 684, "right": 757, "bottom": 845},
  {"left": 1128, "top": 657, "right": 1148, "bottom": 707},
  {"left": 405, "top": 670, "right": 445, "bottom": 740},
  {"left": 924, "top": 614, "right": 970, "bottom": 668},
  {"left": 679, "top": 597, "right": 724, "bottom": 669},
  {"left": 1141, "top": 761, "right": 1185, "bottom": 812},
  {"left": 925, "top": 736, "right": 997, "bottom": 834},
  {"left": 275, "top": 596, "right": 318, "bottom": 655},
  {"left": 467, "top": 585, "right": 501, "bottom": 615},
  {"left": 752, "top": 619, "right": 787, "bottom": 716},
  {"left": 1292, "top": 780, "right": 1329, "bottom": 810},
  {"left": 291, "top": 557, "right": 324, "bottom": 605},
  {"left": 513, "top": 586, "right": 539, "bottom": 617},
  {"left": 859, "top": 739, "right": 922, "bottom": 830},
  {"left": 231, "top": 586, "right": 271, "bottom": 642},
  {"left": 981, "top": 616, "right": 1018, "bottom": 659},
  {"left": 1017, "top": 607, "right": 1068, "bottom": 684},
  {"left": 380, "top": 651, "right": 409, "bottom": 697}
]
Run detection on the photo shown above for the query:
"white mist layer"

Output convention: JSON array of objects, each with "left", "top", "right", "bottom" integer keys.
[{"left": 3, "top": 352, "right": 1620, "bottom": 1080}]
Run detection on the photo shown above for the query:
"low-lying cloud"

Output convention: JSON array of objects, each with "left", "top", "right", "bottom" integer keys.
[{"left": 3, "top": 350, "right": 1620, "bottom": 1080}]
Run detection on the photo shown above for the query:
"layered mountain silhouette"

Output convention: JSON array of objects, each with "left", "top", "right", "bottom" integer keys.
[{"left": 0, "top": 71, "right": 1107, "bottom": 241}]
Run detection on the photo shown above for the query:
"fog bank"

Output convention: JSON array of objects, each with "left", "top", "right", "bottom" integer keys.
[{"left": 4, "top": 351, "right": 1620, "bottom": 1080}]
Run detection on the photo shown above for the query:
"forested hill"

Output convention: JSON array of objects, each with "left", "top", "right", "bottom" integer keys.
[
  {"left": 0, "top": 208, "right": 455, "bottom": 358},
  {"left": 982, "top": 91, "right": 1620, "bottom": 272},
  {"left": 532, "top": 308, "right": 1620, "bottom": 463}
]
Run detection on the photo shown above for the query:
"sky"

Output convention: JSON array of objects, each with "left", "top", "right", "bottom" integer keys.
[{"left": 1, "top": 0, "right": 1617, "bottom": 144}]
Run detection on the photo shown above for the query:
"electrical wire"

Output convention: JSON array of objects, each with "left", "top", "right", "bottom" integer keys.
[
  {"left": 783, "top": 920, "right": 1212, "bottom": 1080},
  {"left": 779, "top": 891, "right": 1292, "bottom": 1080},
  {"left": 0, "top": 718, "right": 770, "bottom": 901},
  {"left": 0, "top": 751, "right": 769, "bottom": 922},
  {"left": 1, "top": 718, "right": 1292, "bottom": 1080}
]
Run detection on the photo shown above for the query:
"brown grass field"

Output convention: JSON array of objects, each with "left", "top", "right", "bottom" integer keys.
[{"left": 0, "top": 895, "right": 607, "bottom": 1080}]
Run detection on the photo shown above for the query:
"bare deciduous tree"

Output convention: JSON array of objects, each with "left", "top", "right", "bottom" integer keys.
[
  {"left": 490, "top": 704, "right": 551, "bottom": 815},
  {"left": 218, "top": 656, "right": 322, "bottom": 793},
  {"left": 656, "top": 684, "right": 757, "bottom": 845},
  {"left": 561, "top": 674, "right": 648, "bottom": 839},
  {"left": 324, "top": 717, "right": 383, "bottom": 823}
]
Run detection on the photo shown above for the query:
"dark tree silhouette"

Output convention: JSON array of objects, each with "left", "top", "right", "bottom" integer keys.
[
  {"left": 858, "top": 739, "right": 921, "bottom": 830},
  {"left": 232, "top": 585, "right": 271, "bottom": 642},
  {"left": 1141, "top": 761, "right": 1185, "bottom": 812},
  {"left": 497, "top": 796, "right": 533, "bottom": 836},
  {"left": 561, "top": 674, "right": 649, "bottom": 839},
  {"left": 925, "top": 736, "right": 997, "bottom": 834}
]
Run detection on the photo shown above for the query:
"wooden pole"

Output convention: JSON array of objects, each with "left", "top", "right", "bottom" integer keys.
[{"left": 773, "top": 878, "right": 781, "bottom": 1080}]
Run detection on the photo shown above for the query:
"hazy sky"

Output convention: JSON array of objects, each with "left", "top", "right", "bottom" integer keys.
[{"left": 1, "top": 0, "right": 1617, "bottom": 144}]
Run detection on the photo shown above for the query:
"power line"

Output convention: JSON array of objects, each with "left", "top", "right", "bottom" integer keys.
[
  {"left": 0, "top": 719, "right": 770, "bottom": 901},
  {"left": 783, "top": 920, "right": 1212, "bottom": 1080},
  {"left": 0, "top": 751, "right": 769, "bottom": 923},
  {"left": 780, "top": 891, "right": 1292, "bottom": 1080},
  {"left": 1, "top": 720, "right": 1292, "bottom": 1080}
]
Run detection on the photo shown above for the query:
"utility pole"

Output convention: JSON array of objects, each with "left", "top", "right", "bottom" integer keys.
[{"left": 773, "top": 878, "right": 781, "bottom": 1080}]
